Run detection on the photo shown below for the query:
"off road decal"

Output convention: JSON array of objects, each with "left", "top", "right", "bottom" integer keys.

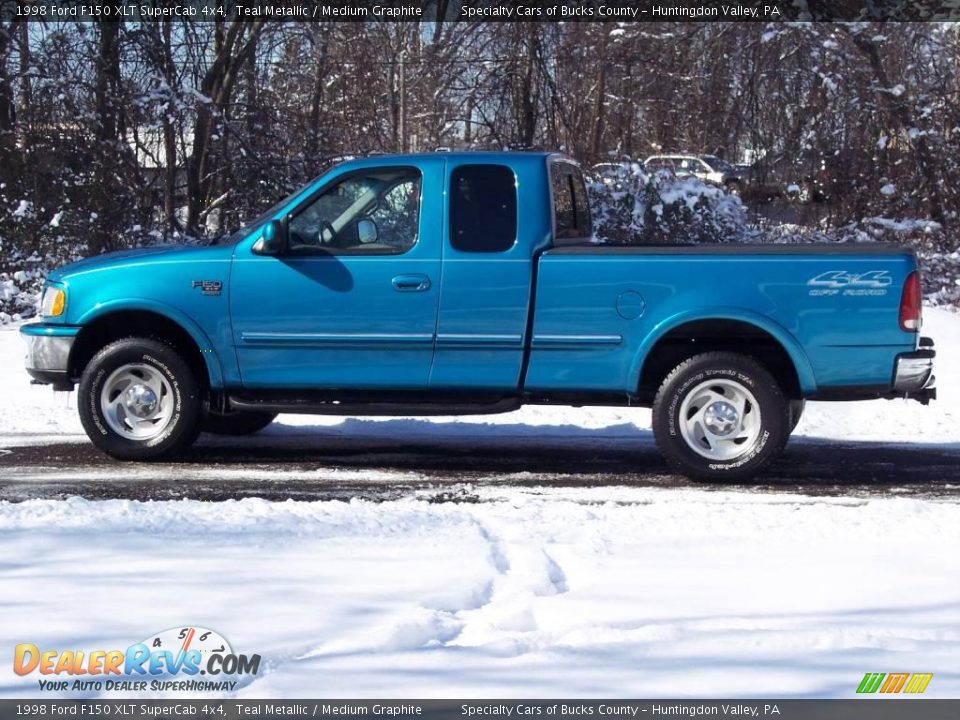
[{"left": 808, "top": 270, "right": 892, "bottom": 297}]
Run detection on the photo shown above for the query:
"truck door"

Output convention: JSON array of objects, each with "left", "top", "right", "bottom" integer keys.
[
  {"left": 229, "top": 159, "right": 443, "bottom": 389},
  {"left": 430, "top": 159, "right": 547, "bottom": 390}
]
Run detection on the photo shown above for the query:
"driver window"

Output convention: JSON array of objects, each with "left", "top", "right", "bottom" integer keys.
[{"left": 287, "top": 168, "right": 421, "bottom": 255}]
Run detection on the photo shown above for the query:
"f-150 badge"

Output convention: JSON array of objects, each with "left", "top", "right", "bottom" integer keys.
[{"left": 191, "top": 280, "right": 222, "bottom": 296}]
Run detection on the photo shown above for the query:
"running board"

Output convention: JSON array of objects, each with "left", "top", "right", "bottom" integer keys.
[{"left": 227, "top": 394, "right": 522, "bottom": 417}]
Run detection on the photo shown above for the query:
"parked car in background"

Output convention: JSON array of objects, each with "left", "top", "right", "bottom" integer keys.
[
  {"left": 590, "top": 161, "right": 645, "bottom": 190},
  {"left": 644, "top": 154, "right": 745, "bottom": 195}
]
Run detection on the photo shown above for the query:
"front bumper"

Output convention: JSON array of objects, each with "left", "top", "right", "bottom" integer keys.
[
  {"left": 20, "top": 323, "right": 79, "bottom": 390},
  {"left": 892, "top": 337, "right": 936, "bottom": 404}
]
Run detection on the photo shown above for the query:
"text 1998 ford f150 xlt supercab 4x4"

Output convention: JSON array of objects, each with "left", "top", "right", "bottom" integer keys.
[{"left": 21, "top": 152, "right": 936, "bottom": 480}]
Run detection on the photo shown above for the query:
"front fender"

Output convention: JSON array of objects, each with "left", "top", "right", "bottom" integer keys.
[
  {"left": 76, "top": 299, "right": 225, "bottom": 390},
  {"left": 631, "top": 307, "right": 818, "bottom": 395}
]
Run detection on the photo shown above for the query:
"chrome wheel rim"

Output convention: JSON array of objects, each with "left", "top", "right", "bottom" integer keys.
[
  {"left": 678, "top": 378, "right": 762, "bottom": 461},
  {"left": 100, "top": 363, "right": 174, "bottom": 441}
]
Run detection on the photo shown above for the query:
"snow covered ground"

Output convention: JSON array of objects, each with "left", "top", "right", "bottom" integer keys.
[
  {"left": 1, "top": 488, "right": 958, "bottom": 699},
  {"left": 0, "top": 309, "right": 958, "bottom": 699}
]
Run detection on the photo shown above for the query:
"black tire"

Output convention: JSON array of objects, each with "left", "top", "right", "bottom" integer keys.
[
  {"left": 725, "top": 180, "right": 742, "bottom": 197},
  {"left": 788, "top": 400, "right": 806, "bottom": 434},
  {"left": 78, "top": 338, "right": 202, "bottom": 461},
  {"left": 203, "top": 410, "right": 277, "bottom": 436},
  {"left": 652, "top": 352, "right": 790, "bottom": 481}
]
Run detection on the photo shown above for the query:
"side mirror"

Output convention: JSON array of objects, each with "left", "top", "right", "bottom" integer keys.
[
  {"left": 357, "top": 219, "right": 378, "bottom": 244},
  {"left": 253, "top": 220, "right": 283, "bottom": 255}
]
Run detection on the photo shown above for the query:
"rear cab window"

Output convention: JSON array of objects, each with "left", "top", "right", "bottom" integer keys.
[
  {"left": 449, "top": 164, "right": 517, "bottom": 253},
  {"left": 550, "top": 160, "right": 593, "bottom": 245}
]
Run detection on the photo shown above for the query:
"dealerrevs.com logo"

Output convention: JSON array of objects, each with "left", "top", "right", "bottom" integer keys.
[{"left": 14, "top": 626, "right": 261, "bottom": 693}]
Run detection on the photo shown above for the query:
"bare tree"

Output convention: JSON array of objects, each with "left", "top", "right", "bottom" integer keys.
[{"left": 184, "top": 19, "right": 264, "bottom": 235}]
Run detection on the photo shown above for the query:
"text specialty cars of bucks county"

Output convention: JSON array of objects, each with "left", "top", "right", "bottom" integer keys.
[{"left": 22, "top": 152, "right": 936, "bottom": 480}]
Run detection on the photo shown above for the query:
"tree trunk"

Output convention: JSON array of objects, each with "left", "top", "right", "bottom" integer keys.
[
  {"left": 516, "top": 25, "right": 539, "bottom": 148},
  {"left": 90, "top": 20, "right": 123, "bottom": 255},
  {"left": 184, "top": 20, "right": 264, "bottom": 236},
  {"left": 95, "top": 22, "right": 123, "bottom": 144},
  {"left": 590, "top": 29, "right": 608, "bottom": 161},
  {"left": 161, "top": 20, "right": 178, "bottom": 233},
  {"left": 307, "top": 29, "right": 328, "bottom": 160},
  {"left": 0, "top": 22, "right": 16, "bottom": 158},
  {"left": 847, "top": 30, "right": 945, "bottom": 224}
]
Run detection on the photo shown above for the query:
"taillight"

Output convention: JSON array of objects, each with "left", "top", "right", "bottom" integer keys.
[{"left": 899, "top": 271, "right": 921, "bottom": 332}]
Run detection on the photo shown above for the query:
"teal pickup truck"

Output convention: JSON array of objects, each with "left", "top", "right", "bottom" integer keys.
[{"left": 21, "top": 152, "right": 935, "bottom": 480}]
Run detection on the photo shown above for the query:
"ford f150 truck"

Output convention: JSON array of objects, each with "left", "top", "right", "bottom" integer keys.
[{"left": 21, "top": 152, "right": 936, "bottom": 480}]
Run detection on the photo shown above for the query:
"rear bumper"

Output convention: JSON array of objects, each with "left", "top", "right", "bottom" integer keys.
[
  {"left": 892, "top": 339, "right": 936, "bottom": 404},
  {"left": 20, "top": 323, "right": 79, "bottom": 390},
  {"left": 808, "top": 337, "right": 936, "bottom": 404}
]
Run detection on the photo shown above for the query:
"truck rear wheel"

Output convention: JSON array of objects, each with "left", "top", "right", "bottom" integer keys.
[
  {"left": 203, "top": 410, "right": 277, "bottom": 436},
  {"left": 652, "top": 352, "right": 790, "bottom": 481},
  {"left": 78, "top": 338, "right": 202, "bottom": 461},
  {"left": 788, "top": 400, "right": 806, "bottom": 434}
]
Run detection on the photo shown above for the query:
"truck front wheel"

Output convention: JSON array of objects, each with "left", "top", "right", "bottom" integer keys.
[
  {"left": 78, "top": 338, "right": 202, "bottom": 460},
  {"left": 652, "top": 352, "right": 790, "bottom": 481}
]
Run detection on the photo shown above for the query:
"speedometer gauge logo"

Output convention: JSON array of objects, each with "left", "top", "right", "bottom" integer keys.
[{"left": 143, "top": 626, "right": 233, "bottom": 669}]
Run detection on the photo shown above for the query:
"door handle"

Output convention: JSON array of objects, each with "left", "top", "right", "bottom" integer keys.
[{"left": 392, "top": 274, "right": 431, "bottom": 292}]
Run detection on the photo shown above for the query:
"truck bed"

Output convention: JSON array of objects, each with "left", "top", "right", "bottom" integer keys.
[{"left": 526, "top": 243, "right": 918, "bottom": 396}]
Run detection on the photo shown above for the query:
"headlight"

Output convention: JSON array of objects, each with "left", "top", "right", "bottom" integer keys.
[{"left": 40, "top": 286, "right": 66, "bottom": 317}]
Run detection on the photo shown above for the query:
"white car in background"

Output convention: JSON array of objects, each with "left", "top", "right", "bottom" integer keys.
[
  {"left": 590, "top": 161, "right": 647, "bottom": 190},
  {"left": 644, "top": 154, "right": 744, "bottom": 195}
]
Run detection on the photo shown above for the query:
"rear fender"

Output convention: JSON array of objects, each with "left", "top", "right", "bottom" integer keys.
[{"left": 631, "top": 307, "right": 817, "bottom": 395}]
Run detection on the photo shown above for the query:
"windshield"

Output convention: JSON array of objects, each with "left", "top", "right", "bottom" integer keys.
[
  {"left": 211, "top": 164, "right": 342, "bottom": 246},
  {"left": 212, "top": 195, "right": 294, "bottom": 246}
]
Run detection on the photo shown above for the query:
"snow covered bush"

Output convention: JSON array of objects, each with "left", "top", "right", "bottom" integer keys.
[
  {"left": 0, "top": 272, "right": 41, "bottom": 324},
  {"left": 920, "top": 251, "right": 960, "bottom": 309},
  {"left": 589, "top": 169, "right": 958, "bottom": 309},
  {"left": 588, "top": 168, "right": 750, "bottom": 245},
  {"left": 0, "top": 195, "right": 88, "bottom": 322}
]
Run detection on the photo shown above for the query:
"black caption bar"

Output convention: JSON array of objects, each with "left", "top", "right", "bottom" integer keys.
[
  {"left": 1, "top": 700, "right": 960, "bottom": 720},
  {"left": 4, "top": 0, "right": 960, "bottom": 22}
]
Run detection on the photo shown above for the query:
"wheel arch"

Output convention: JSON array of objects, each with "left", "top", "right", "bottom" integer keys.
[
  {"left": 70, "top": 301, "right": 223, "bottom": 391},
  {"left": 633, "top": 309, "right": 817, "bottom": 401}
]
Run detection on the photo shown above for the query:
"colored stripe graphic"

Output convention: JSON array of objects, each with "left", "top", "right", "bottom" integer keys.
[
  {"left": 880, "top": 673, "right": 909, "bottom": 693},
  {"left": 857, "top": 673, "right": 885, "bottom": 693},
  {"left": 904, "top": 673, "right": 933, "bottom": 694},
  {"left": 857, "top": 672, "right": 933, "bottom": 694}
]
